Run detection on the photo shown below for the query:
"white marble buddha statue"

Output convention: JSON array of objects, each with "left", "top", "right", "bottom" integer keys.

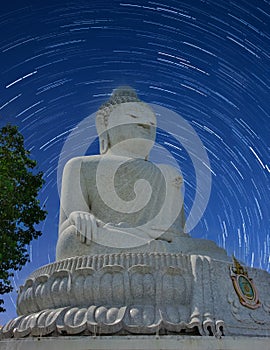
[
  {"left": 4, "top": 87, "right": 267, "bottom": 342},
  {"left": 56, "top": 87, "right": 188, "bottom": 261}
]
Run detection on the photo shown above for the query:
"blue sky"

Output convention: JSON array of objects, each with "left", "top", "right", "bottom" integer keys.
[{"left": 0, "top": 0, "right": 269, "bottom": 325}]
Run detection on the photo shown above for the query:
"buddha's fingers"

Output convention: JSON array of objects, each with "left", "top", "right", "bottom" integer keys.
[
  {"left": 78, "top": 213, "right": 86, "bottom": 243},
  {"left": 75, "top": 213, "right": 80, "bottom": 236},
  {"left": 85, "top": 214, "right": 92, "bottom": 246}
]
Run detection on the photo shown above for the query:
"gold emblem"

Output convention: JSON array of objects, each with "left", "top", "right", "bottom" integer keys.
[{"left": 230, "top": 256, "right": 260, "bottom": 309}]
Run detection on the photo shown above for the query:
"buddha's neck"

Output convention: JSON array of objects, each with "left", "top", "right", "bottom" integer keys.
[{"left": 106, "top": 149, "right": 148, "bottom": 160}]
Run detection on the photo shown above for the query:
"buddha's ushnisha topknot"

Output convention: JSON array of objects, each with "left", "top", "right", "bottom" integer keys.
[
  {"left": 110, "top": 86, "right": 140, "bottom": 103},
  {"left": 96, "top": 86, "right": 141, "bottom": 131}
]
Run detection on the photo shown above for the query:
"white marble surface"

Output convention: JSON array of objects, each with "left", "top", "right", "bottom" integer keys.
[
  {"left": 2, "top": 87, "right": 270, "bottom": 341},
  {"left": 2, "top": 253, "right": 270, "bottom": 338},
  {"left": 1, "top": 335, "right": 270, "bottom": 350},
  {"left": 57, "top": 95, "right": 188, "bottom": 260}
]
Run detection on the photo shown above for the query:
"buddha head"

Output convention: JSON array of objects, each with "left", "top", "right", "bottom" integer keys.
[{"left": 96, "top": 87, "right": 156, "bottom": 159}]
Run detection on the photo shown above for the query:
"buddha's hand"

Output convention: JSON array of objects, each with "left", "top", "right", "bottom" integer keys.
[{"left": 69, "top": 211, "right": 99, "bottom": 245}]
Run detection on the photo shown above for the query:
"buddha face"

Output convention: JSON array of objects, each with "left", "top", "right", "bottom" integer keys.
[{"left": 105, "top": 102, "right": 157, "bottom": 158}]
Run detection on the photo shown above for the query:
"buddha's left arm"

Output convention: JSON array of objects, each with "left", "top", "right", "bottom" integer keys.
[{"left": 152, "top": 164, "right": 185, "bottom": 236}]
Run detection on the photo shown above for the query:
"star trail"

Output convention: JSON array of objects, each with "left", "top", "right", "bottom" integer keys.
[{"left": 0, "top": 0, "right": 269, "bottom": 323}]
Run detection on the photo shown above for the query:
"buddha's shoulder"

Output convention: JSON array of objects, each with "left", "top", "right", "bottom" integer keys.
[
  {"left": 64, "top": 155, "right": 139, "bottom": 172},
  {"left": 64, "top": 155, "right": 102, "bottom": 168}
]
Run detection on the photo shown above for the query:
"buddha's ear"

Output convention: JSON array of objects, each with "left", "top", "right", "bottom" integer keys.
[
  {"left": 96, "top": 111, "right": 110, "bottom": 154},
  {"left": 99, "top": 132, "right": 109, "bottom": 154},
  {"left": 96, "top": 113, "right": 106, "bottom": 135}
]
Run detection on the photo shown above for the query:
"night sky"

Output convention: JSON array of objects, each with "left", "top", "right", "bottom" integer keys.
[{"left": 0, "top": 0, "right": 269, "bottom": 324}]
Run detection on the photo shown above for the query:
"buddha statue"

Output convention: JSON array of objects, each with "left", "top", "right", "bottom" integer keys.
[
  {"left": 3, "top": 87, "right": 270, "bottom": 341},
  {"left": 56, "top": 87, "right": 187, "bottom": 260}
]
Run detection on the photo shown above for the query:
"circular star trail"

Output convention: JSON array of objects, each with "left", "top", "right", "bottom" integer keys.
[{"left": 0, "top": 0, "right": 269, "bottom": 323}]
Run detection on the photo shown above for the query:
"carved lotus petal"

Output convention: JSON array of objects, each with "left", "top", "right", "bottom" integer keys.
[
  {"left": 129, "top": 306, "right": 142, "bottom": 325},
  {"left": 95, "top": 306, "right": 108, "bottom": 323},
  {"left": 106, "top": 307, "right": 119, "bottom": 323}
]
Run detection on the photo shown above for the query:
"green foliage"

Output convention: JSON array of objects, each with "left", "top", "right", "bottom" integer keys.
[{"left": 0, "top": 124, "right": 47, "bottom": 312}]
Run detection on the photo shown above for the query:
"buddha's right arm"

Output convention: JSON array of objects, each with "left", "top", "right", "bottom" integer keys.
[{"left": 59, "top": 157, "right": 92, "bottom": 236}]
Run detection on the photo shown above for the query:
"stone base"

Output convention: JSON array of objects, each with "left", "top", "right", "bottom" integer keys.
[
  {"left": 1, "top": 252, "right": 270, "bottom": 338},
  {"left": 0, "top": 335, "right": 270, "bottom": 350}
]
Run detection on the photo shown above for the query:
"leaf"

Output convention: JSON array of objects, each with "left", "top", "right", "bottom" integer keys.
[{"left": 0, "top": 124, "right": 47, "bottom": 312}]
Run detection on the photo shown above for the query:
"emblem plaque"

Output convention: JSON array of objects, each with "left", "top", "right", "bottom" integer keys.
[{"left": 230, "top": 256, "right": 260, "bottom": 309}]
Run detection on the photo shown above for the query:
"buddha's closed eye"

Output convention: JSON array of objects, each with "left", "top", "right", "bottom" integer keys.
[
  {"left": 138, "top": 123, "right": 151, "bottom": 130},
  {"left": 129, "top": 114, "right": 155, "bottom": 126}
]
